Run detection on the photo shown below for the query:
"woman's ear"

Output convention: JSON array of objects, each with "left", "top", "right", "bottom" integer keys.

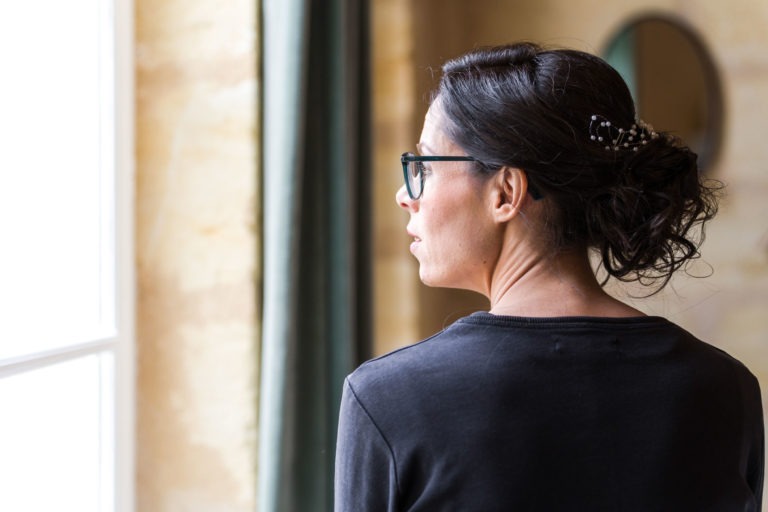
[{"left": 491, "top": 167, "right": 529, "bottom": 223}]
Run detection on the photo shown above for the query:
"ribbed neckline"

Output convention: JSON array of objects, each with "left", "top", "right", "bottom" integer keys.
[{"left": 458, "top": 311, "right": 670, "bottom": 329}]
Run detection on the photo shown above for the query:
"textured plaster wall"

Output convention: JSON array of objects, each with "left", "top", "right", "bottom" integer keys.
[
  {"left": 134, "top": 0, "right": 259, "bottom": 510},
  {"left": 372, "top": 0, "right": 422, "bottom": 355},
  {"left": 372, "top": 0, "right": 768, "bottom": 442}
]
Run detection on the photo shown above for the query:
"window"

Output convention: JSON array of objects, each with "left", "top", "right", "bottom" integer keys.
[{"left": 0, "top": 1, "right": 134, "bottom": 511}]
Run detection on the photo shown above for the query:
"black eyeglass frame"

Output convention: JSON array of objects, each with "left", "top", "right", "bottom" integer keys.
[
  {"left": 400, "top": 152, "right": 544, "bottom": 201},
  {"left": 400, "top": 152, "right": 476, "bottom": 200}
]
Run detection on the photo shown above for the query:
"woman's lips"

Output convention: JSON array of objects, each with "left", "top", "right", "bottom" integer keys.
[
  {"left": 407, "top": 226, "right": 420, "bottom": 253},
  {"left": 409, "top": 235, "right": 421, "bottom": 254}
]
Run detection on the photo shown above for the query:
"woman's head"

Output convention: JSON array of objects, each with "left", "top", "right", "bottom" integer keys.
[{"left": 432, "top": 42, "right": 720, "bottom": 290}]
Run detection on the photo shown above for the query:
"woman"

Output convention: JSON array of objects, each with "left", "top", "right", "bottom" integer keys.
[{"left": 335, "top": 42, "right": 764, "bottom": 511}]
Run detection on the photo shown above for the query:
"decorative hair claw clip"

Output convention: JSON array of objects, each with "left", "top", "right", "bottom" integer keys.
[{"left": 589, "top": 114, "right": 659, "bottom": 152}]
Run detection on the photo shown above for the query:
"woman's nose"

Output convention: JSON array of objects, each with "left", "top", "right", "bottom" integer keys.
[{"left": 396, "top": 184, "right": 418, "bottom": 211}]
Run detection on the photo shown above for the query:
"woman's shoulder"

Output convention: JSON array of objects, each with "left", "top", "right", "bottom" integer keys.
[
  {"left": 348, "top": 330, "right": 448, "bottom": 389},
  {"left": 345, "top": 318, "right": 492, "bottom": 403},
  {"left": 346, "top": 312, "right": 760, "bottom": 402}
]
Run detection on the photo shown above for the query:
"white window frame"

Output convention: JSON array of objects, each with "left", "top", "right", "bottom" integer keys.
[
  {"left": 0, "top": 1, "right": 134, "bottom": 510},
  {"left": 114, "top": 1, "right": 136, "bottom": 509}
]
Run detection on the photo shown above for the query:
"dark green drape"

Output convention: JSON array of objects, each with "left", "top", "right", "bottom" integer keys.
[{"left": 259, "top": 0, "right": 371, "bottom": 511}]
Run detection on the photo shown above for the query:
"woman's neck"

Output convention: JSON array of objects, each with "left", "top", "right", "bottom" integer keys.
[{"left": 486, "top": 247, "right": 644, "bottom": 318}]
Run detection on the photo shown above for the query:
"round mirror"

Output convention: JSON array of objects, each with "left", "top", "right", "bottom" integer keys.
[{"left": 603, "top": 15, "right": 723, "bottom": 172}]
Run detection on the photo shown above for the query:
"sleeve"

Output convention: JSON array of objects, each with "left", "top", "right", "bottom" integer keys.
[
  {"left": 746, "top": 375, "right": 764, "bottom": 511},
  {"left": 334, "top": 377, "right": 399, "bottom": 512}
]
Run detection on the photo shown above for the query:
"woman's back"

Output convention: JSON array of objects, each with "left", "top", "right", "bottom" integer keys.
[{"left": 336, "top": 314, "right": 763, "bottom": 511}]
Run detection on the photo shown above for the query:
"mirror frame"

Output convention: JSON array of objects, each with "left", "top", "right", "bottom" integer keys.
[{"left": 602, "top": 13, "right": 725, "bottom": 173}]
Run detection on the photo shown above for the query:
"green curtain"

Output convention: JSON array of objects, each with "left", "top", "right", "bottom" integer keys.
[{"left": 259, "top": 0, "right": 371, "bottom": 511}]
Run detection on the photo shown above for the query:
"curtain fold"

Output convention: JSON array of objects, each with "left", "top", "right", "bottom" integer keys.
[{"left": 259, "top": 0, "right": 371, "bottom": 510}]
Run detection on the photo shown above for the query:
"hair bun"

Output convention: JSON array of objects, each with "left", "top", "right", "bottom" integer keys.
[{"left": 586, "top": 134, "right": 719, "bottom": 289}]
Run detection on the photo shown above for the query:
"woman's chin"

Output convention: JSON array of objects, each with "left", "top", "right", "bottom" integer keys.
[
  {"left": 419, "top": 266, "right": 480, "bottom": 293},
  {"left": 418, "top": 268, "right": 449, "bottom": 288},
  {"left": 418, "top": 268, "right": 437, "bottom": 287}
]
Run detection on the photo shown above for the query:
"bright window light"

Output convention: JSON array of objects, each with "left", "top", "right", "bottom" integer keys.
[
  {"left": 0, "top": 355, "right": 109, "bottom": 511},
  {"left": 0, "top": 0, "right": 110, "bottom": 359},
  {"left": 0, "top": 2, "right": 133, "bottom": 511}
]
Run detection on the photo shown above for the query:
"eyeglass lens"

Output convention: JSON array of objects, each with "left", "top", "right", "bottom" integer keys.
[{"left": 407, "top": 160, "right": 423, "bottom": 199}]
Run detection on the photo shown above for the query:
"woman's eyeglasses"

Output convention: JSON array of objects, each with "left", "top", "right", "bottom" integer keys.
[
  {"left": 400, "top": 152, "right": 544, "bottom": 201},
  {"left": 400, "top": 152, "right": 476, "bottom": 200}
]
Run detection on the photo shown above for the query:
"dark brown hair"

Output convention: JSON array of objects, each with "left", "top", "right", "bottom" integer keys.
[{"left": 435, "top": 42, "right": 721, "bottom": 290}]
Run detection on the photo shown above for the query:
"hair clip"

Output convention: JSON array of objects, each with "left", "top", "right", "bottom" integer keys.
[{"left": 589, "top": 114, "right": 659, "bottom": 152}]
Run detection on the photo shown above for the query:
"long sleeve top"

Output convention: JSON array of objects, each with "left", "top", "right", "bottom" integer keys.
[{"left": 335, "top": 313, "right": 764, "bottom": 511}]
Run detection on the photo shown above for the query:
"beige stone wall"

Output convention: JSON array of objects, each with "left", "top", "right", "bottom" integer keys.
[
  {"left": 372, "top": 2, "right": 768, "bottom": 484},
  {"left": 134, "top": 0, "right": 259, "bottom": 510},
  {"left": 372, "top": 0, "right": 423, "bottom": 355}
]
